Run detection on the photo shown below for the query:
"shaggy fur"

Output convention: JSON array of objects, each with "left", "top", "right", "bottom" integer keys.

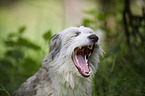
[{"left": 14, "top": 26, "right": 103, "bottom": 96}]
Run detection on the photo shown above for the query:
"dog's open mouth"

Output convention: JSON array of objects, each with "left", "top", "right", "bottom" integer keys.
[{"left": 73, "top": 45, "right": 95, "bottom": 77}]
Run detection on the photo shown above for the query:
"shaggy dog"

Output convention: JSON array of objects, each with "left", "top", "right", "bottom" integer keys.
[{"left": 14, "top": 26, "right": 103, "bottom": 96}]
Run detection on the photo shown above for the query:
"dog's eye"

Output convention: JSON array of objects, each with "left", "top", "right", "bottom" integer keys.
[
  {"left": 75, "top": 32, "right": 81, "bottom": 36},
  {"left": 89, "top": 32, "right": 93, "bottom": 33}
]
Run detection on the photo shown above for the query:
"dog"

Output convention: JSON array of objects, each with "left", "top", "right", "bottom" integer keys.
[{"left": 14, "top": 26, "right": 103, "bottom": 96}]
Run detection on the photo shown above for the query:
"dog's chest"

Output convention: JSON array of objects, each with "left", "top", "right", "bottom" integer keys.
[{"left": 36, "top": 76, "right": 92, "bottom": 96}]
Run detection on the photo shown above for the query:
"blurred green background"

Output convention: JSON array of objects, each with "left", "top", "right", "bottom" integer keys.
[{"left": 0, "top": 0, "right": 145, "bottom": 96}]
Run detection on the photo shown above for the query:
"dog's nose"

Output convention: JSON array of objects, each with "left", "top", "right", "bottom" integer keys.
[{"left": 88, "top": 34, "right": 99, "bottom": 42}]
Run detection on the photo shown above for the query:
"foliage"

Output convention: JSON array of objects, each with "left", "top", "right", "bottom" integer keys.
[
  {"left": 0, "top": 27, "right": 52, "bottom": 96},
  {"left": 43, "top": 30, "right": 52, "bottom": 41},
  {"left": 82, "top": 0, "right": 145, "bottom": 96}
]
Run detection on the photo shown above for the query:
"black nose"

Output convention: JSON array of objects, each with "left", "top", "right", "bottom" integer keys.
[{"left": 88, "top": 34, "right": 99, "bottom": 42}]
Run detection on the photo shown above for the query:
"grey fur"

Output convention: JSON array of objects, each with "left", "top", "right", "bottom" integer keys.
[
  {"left": 49, "top": 34, "right": 61, "bottom": 59},
  {"left": 14, "top": 26, "right": 103, "bottom": 96},
  {"left": 14, "top": 67, "right": 49, "bottom": 96}
]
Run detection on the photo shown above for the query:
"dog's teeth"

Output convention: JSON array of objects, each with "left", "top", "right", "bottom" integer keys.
[
  {"left": 88, "top": 45, "right": 93, "bottom": 49},
  {"left": 78, "top": 47, "right": 82, "bottom": 49},
  {"left": 89, "top": 71, "right": 92, "bottom": 74},
  {"left": 86, "top": 60, "right": 88, "bottom": 65}
]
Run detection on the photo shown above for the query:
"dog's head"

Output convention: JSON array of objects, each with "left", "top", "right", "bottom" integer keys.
[{"left": 48, "top": 26, "right": 102, "bottom": 77}]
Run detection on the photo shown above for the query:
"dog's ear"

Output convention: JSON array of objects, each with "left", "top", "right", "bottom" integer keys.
[{"left": 49, "top": 34, "right": 61, "bottom": 59}]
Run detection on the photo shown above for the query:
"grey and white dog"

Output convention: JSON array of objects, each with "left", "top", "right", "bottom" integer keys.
[{"left": 14, "top": 26, "right": 103, "bottom": 96}]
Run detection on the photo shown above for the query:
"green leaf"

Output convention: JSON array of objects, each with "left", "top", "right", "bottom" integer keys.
[
  {"left": 18, "top": 26, "right": 26, "bottom": 34},
  {"left": 5, "top": 50, "right": 24, "bottom": 60},
  {"left": 18, "top": 37, "right": 41, "bottom": 50},
  {"left": 43, "top": 30, "right": 52, "bottom": 40},
  {"left": 8, "top": 33, "right": 16, "bottom": 38},
  {"left": 5, "top": 40, "right": 16, "bottom": 47},
  {"left": 82, "top": 18, "right": 92, "bottom": 27}
]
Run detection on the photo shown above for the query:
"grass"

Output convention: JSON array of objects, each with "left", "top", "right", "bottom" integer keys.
[{"left": 0, "top": 84, "right": 10, "bottom": 96}]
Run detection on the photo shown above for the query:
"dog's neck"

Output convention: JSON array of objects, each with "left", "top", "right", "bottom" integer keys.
[
  {"left": 50, "top": 72, "right": 92, "bottom": 96},
  {"left": 42, "top": 56, "right": 93, "bottom": 96}
]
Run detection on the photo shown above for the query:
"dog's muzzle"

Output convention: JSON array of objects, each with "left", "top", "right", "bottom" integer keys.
[{"left": 72, "top": 34, "right": 99, "bottom": 77}]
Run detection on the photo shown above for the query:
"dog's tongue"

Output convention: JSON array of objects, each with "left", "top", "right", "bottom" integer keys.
[
  {"left": 77, "top": 49, "right": 89, "bottom": 73},
  {"left": 77, "top": 53, "right": 89, "bottom": 73}
]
